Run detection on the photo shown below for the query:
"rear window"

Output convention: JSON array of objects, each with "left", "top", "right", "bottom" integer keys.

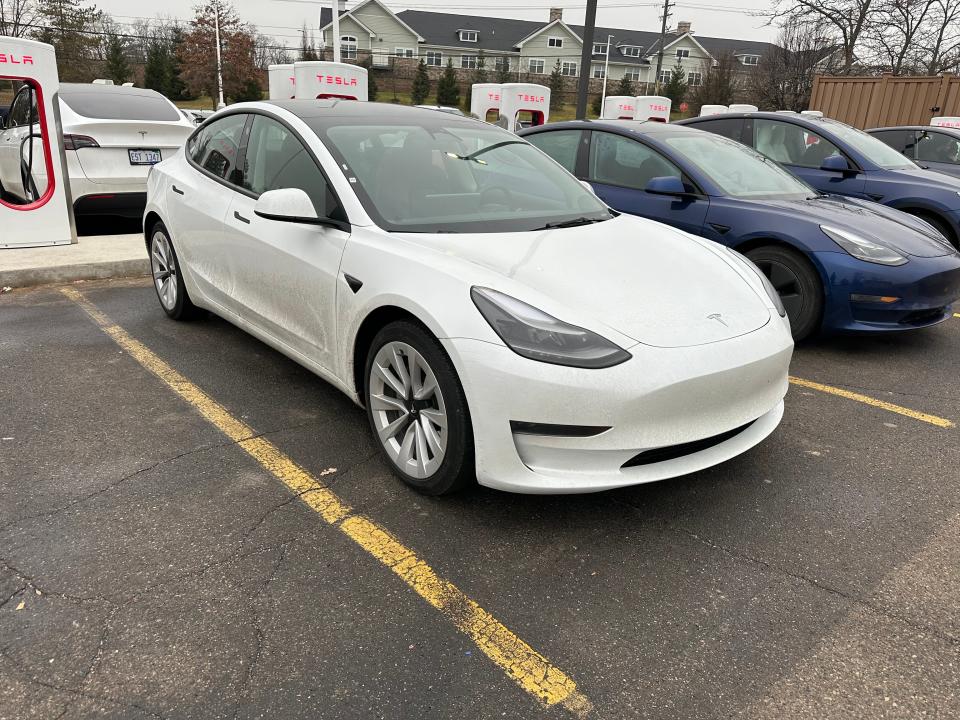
[{"left": 60, "top": 90, "right": 180, "bottom": 121}]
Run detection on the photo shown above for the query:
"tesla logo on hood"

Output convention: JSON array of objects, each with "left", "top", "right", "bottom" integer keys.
[
  {"left": 139, "top": 131, "right": 148, "bottom": 138},
  {"left": 707, "top": 313, "right": 728, "bottom": 327}
]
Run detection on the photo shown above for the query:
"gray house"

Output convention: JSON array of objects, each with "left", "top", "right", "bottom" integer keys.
[{"left": 318, "top": 3, "right": 775, "bottom": 87}]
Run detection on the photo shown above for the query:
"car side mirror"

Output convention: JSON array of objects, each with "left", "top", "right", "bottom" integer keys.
[
  {"left": 253, "top": 187, "right": 325, "bottom": 223},
  {"left": 820, "top": 154, "right": 853, "bottom": 173},
  {"left": 645, "top": 175, "right": 688, "bottom": 196}
]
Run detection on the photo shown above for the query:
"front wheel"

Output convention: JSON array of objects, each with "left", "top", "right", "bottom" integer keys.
[
  {"left": 746, "top": 245, "right": 823, "bottom": 341},
  {"left": 149, "top": 222, "right": 199, "bottom": 320},
  {"left": 364, "top": 321, "right": 474, "bottom": 495}
]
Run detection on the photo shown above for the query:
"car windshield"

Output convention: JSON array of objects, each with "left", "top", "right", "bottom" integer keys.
[
  {"left": 314, "top": 119, "right": 612, "bottom": 233},
  {"left": 663, "top": 132, "right": 815, "bottom": 199},
  {"left": 822, "top": 119, "right": 918, "bottom": 169}
]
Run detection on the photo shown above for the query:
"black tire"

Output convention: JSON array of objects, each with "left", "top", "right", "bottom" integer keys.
[
  {"left": 364, "top": 320, "right": 475, "bottom": 495},
  {"left": 148, "top": 221, "right": 200, "bottom": 321},
  {"left": 746, "top": 245, "right": 823, "bottom": 341},
  {"left": 905, "top": 210, "right": 957, "bottom": 249}
]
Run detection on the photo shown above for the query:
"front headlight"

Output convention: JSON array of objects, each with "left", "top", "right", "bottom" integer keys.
[
  {"left": 821, "top": 225, "right": 907, "bottom": 266},
  {"left": 471, "top": 287, "right": 631, "bottom": 369}
]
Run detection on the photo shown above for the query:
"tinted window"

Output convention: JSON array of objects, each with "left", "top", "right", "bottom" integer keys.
[
  {"left": 870, "top": 129, "right": 914, "bottom": 156},
  {"left": 9, "top": 87, "right": 35, "bottom": 127},
  {"left": 821, "top": 118, "right": 917, "bottom": 169},
  {"left": 916, "top": 130, "right": 960, "bottom": 165},
  {"left": 59, "top": 89, "right": 181, "bottom": 121},
  {"left": 694, "top": 117, "right": 743, "bottom": 142},
  {"left": 525, "top": 129, "right": 582, "bottom": 173},
  {"left": 242, "top": 115, "right": 339, "bottom": 218},
  {"left": 588, "top": 131, "right": 682, "bottom": 190},
  {"left": 754, "top": 119, "right": 843, "bottom": 168},
  {"left": 188, "top": 113, "right": 247, "bottom": 184}
]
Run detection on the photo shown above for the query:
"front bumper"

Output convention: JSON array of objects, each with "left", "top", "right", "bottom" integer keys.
[
  {"left": 442, "top": 317, "right": 793, "bottom": 494},
  {"left": 816, "top": 250, "right": 960, "bottom": 333}
]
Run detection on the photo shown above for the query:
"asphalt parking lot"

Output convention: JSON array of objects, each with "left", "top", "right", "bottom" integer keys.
[{"left": 2, "top": 277, "right": 959, "bottom": 719}]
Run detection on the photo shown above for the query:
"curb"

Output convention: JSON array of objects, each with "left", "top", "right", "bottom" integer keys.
[{"left": 0, "top": 259, "right": 150, "bottom": 290}]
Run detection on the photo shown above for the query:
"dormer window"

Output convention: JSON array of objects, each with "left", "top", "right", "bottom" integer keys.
[
  {"left": 459, "top": 30, "right": 478, "bottom": 42},
  {"left": 741, "top": 54, "right": 759, "bottom": 65},
  {"left": 620, "top": 45, "right": 641, "bottom": 57},
  {"left": 593, "top": 42, "right": 607, "bottom": 55},
  {"left": 548, "top": 36, "right": 563, "bottom": 48}
]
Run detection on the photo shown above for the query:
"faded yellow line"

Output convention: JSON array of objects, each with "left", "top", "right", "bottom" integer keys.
[
  {"left": 60, "top": 287, "right": 590, "bottom": 716},
  {"left": 789, "top": 376, "right": 954, "bottom": 428}
]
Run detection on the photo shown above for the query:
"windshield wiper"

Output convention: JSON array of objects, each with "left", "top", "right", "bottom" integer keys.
[{"left": 536, "top": 216, "right": 606, "bottom": 230}]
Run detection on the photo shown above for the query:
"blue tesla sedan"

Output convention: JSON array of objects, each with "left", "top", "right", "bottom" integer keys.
[
  {"left": 677, "top": 111, "right": 960, "bottom": 248},
  {"left": 519, "top": 120, "right": 960, "bottom": 340},
  {"left": 867, "top": 124, "right": 960, "bottom": 180}
]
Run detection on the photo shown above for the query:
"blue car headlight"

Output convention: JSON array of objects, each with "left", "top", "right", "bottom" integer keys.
[{"left": 821, "top": 225, "right": 908, "bottom": 266}]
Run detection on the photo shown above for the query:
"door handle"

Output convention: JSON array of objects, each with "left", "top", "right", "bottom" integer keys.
[
  {"left": 234, "top": 210, "right": 250, "bottom": 224},
  {"left": 171, "top": 185, "right": 184, "bottom": 195}
]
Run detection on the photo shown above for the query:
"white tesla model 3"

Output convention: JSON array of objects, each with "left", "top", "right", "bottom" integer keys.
[{"left": 144, "top": 101, "right": 793, "bottom": 495}]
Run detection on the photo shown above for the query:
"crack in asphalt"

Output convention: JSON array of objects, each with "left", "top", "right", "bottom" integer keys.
[
  {"left": 0, "top": 649, "right": 168, "bottom": 720},
  {"left": 51, "top": 605, "right": 120, "bottom": 720},
  {"left": 231, "top": 543, "right": 289, "bottom": 720},
  {"left": 612, "top": 498, "right": 960, "bottom": 648},
  {"left": 0, "top": 584, "right": 26, "bottom": 611}
]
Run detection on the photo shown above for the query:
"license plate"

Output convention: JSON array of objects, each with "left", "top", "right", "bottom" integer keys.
[{"left": 129, "top": 149, "right": 161, "bottom": 165}]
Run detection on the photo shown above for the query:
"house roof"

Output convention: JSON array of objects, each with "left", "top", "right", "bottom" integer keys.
[{"left": 395, "top": 10, "right": 776, "bottom": 66}]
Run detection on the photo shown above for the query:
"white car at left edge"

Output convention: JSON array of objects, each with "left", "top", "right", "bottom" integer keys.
[{"left": 143, "top": 101, "right": 794, "bottom": 496}]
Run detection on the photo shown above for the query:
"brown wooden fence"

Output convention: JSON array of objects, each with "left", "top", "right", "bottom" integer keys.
[{"left": 809, "top": 73, "right": 960, "bottom": 128}]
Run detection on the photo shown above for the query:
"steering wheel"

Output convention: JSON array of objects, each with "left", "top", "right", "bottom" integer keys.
[{"left": 479, "top": 185, "right": 515, "bottom": 211}]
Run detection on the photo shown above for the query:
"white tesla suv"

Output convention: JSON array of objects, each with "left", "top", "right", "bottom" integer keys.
[
  {"left": 144, "top": 101, "right": 794, "bottom": 495},
  {"left": 0, "top": 82, "right": 194, "bottom": 218}
]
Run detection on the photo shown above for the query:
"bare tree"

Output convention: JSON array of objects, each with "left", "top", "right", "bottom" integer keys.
[
  {"left": 0, "top": 0, "right": 37, "bottom": 37},
  {"left": 688, "top": 52, "right": 740, "bottom": 114},
  {"left": 920, "top": 0, "right": 960, "bottom": 74},
  {"left": 750, "top": 22, "right": 839, "bottom": 110},
  {"left": 769, "top": 0, "right": 876, "bottom": 72},
  {"left": 862, "top": 0, "right": 937, "bottom": 73}
]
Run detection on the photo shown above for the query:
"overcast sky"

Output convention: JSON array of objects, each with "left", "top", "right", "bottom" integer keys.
[{"left": 95, "top": 0, "right": 778, "bottom": 46}]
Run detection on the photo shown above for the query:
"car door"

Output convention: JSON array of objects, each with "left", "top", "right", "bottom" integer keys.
[
  {"left": 170, "top": 112, "right": 250, "bottom": 315},
  {"left": 0, "top": 86, "right": 31, "bottom": 199},
  {"left": 223, "top": 113, "right": 350, "bottom": 370},
  {"left": 584, "top": 130, "right": 708, "bottom": 235},
  {"left": 750, "top": 118, "right": 867, "bottom": 198},
  {"left": 915, "top": 129, "right": 960, "bottom": 178}
]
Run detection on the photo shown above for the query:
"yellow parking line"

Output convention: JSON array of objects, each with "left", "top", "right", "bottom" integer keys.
[
  {"left": 789, "top": 376, "right": 954, "bottom": 428},
  {"left": 954, "top": 313, "right": 960, "bottom": 319},
  {"left": 61, "top": 287, "right": 591, "bottom": 716}
]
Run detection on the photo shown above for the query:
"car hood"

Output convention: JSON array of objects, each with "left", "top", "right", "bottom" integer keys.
[
  {"left": 752, "top": 195, "right": 957, "bottom": 258},
  {"left": 396, "top": 215, "right": 772, "bottom": 348},
  {"left": 879, "top": 166, "right": 960, "bottom": 201}
]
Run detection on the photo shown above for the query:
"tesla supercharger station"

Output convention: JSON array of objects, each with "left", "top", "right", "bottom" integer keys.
[
  {"left": 499, "top": 83, "right": 550, "bottom": 133},
  {"left": 294, "top": 61, "right": 368, "bottom": 101},
  {"left": 699, "top": 104, "right": 728, "bottom": 116},
  {"left": 469, "top": 83, "right": 502, "bottom": 122},
  {"left": 729, "top": 103, "right": 758, "bottom": 113},
  {"left": 932, "top": 116, "right": 960, "bottom": 128},
  {"left": 268, "top": 63, "right": 295, "bottom": 100},
  {"left": 801, "top": 110, "right": 824, "bottom": 118},
  {"left": 602, "top": 96, "right": 636, "bottom": 119},
  {"left": 0, "top": 36, "right": 75, "bottom": 248},
  {"left": 634, "top": 95, "right": 671, "bottom": 122}
]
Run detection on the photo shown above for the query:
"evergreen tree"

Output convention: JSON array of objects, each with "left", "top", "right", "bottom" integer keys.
[
  {"left": 663, "top": 62, "right": 687, "bottom": 107},
  {"left": 168, "top": 26, "right": 190, "bottom": 100},
  {"left": 144, "top": 38, "right": 172, "bottom": 95},
  {"left": 548, "top": 59, "right": 564, "bottom": 111},
  {"left": 473, "top": 50, "right": 487, "bottom": 84},
  {"left": 616, "top": 75, "right": 635, "bottom": 97},
  {"left": 436, "top": 57, "right": 459, "bottom": 106},
  {"left": 360, "top": 55, "right": 378, "bottom": 101},
  {"left": 104, "top": 34, "right": 130, "bottom": 85},
  {"left": 33, "top": 0, "right": 104, "bottom": 81},
  {"left": 411, "top": 58, "right": 430, "bottom": 104},
  {"left": 495, "top": 59, "right": 511, "bottom": 84},
  {"left": 299, "top": 25, "right": 318, "bottom": 60}
]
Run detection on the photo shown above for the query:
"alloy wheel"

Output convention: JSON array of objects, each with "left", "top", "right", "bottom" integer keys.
[
  {"left": 369, "top": 341, "right": 448, "bottom": 479},
  {"left": 151, "top": 231, "right": 178, "bottom": 311}
]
